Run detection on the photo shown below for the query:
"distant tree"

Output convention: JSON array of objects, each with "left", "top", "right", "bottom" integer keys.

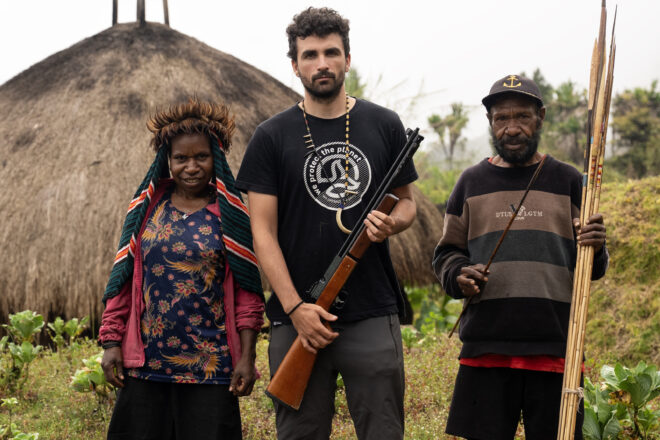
[
  {"left": 521, "top": 69, "right": 587, "bottom": 165},
  {"left": 552, "top": 81, "right": 588, "bottom": 164},
  {"left": 610, "top": 81, "right": 660, "bottom": 178},
  {"left": 522, "top": 68, "right": 555, "bottom": 108},
  {"left": 428, "top": 103, "right": 469, "bottom": 170}
]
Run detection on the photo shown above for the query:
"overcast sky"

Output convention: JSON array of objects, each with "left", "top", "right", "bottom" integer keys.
[{"left": 1, "top": 0, "right": 658, "bottom": 147}]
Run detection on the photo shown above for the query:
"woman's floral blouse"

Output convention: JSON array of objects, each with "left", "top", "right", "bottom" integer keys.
[{"left": 129, "top": 194, "right": 232, "bottom": 384}]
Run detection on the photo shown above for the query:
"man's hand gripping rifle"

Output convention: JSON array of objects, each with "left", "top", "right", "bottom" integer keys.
[{"left": 265, "top": 128, "right": 424, "bottom": 410}]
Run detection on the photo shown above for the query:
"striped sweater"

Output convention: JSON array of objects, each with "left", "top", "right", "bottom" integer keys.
[{"left": 433, "top": 156, "right": 608, "bottom": 358}]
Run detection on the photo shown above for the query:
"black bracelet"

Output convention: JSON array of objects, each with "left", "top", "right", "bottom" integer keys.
[
  {"left": 102, "top": 341, "right": 121, "bottom": 349},
  {"left": 286, "top": 300, "right": 305, "bottom": 316}
]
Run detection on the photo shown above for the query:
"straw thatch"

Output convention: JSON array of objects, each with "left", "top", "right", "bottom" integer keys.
[{"left": 0, "top": 22, "right": 442, "bottom": 325}]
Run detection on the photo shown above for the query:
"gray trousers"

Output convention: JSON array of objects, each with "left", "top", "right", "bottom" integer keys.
[{"left": 268, "top": 314, "right": 405, "bottom": 440}]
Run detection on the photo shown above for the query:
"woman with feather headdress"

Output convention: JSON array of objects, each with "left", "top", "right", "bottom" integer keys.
[{"left": 98, "top": 98, "right": 264, "bottom": 439}]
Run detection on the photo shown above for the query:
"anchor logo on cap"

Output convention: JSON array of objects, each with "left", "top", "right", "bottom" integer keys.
[{"left": 503, "top": 75, "right": 522, "bottom": 88}]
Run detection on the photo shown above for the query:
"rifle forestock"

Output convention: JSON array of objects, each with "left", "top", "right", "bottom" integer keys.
[{"left": 265, "top": 193, "right": 399, "bottom": 410}]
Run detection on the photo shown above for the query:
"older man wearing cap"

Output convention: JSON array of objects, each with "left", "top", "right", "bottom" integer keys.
[{"left": 433, "top": 74, "right": 608, "bottom": 439}]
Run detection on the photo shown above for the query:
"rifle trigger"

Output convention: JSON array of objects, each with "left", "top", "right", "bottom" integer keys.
[{"left": 332, "top": 289, "right": 349, "bottom": 310}]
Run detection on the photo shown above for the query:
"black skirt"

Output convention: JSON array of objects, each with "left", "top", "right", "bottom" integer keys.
[{"left": 107, "top": 377, "right": 242, "bottom": 440}]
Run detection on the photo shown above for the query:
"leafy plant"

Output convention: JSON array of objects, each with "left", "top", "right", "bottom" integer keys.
[
  {"left": 584, "top": 362, "right": 660, "bottom": 439},
  {"left": 47, "top": 316, "right": 89, "bottom": 352},
  {"left": 2, "top": 311, "right": 44, "bottom": 344},
  {"left": 63, "top": 317, "right": 89, "bottom": 345},
  {"left": 404, "top": 284, "right": 461, "bottom": 339},
  {"left": 7, "top": 343, "right": 42, "bottom": 390},
  {"left": 415, "top": 294, "right": 461, "bottom": 336},
  {"left": 583, "top": 376, "right": 623, "bottom": 440},
  {"left": 0, "top": 312, "right": 44, "bottom": 392},
  {"left": 1, "top": 397, "right": 40, "bottom": 440},
  {"left": 46, "top": 318, "right": 66, "bottom": 352},
  {"left": 601, "top": 362, "right": 660, "bottom": 438},
  {"left": 400, "top": 326, "right": 421, "bottom": 350},
  {"left": 70, "top": 353, "right": 114, "bottom": 402}
]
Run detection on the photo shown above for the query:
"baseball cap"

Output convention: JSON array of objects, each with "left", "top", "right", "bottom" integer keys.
[{"left": 482, "top": 74, "right": 544, "bottom": 110}]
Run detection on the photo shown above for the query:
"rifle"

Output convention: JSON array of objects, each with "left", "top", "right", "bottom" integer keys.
[{"left": 265, "top": 128, "right": 424, "bottom": 410}]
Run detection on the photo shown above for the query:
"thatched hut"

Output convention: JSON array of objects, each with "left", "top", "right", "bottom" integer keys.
[{"left": 0, "top": 22, "right": 443, "bottom": 325}]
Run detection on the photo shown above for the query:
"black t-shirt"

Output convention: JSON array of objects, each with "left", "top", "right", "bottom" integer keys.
[{"left": 236, "top": 99, "right": 418, "bottom": 323}]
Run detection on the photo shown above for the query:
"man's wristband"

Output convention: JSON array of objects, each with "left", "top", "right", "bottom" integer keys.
[
  {"left": 286, "top": 300, "right": 305, "bottom": 316},
  {"left": 102, "top": 341, "right": 121, "bottom": 349}
]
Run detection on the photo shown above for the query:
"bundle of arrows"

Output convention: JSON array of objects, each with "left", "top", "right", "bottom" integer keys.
[{"left": 557, "top": 1, "right": 617, "bottom": 439}]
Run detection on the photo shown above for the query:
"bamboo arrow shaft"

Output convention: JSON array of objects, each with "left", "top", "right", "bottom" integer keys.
[{"left": 557, "top": 3, "right": 615, "bottom": 438}]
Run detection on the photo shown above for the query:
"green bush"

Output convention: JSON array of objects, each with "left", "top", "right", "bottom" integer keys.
[
  {"left": 407, "top": 285, "right": 461, "bottom": 336},
  {"left": 70, "top": 353, "right": 114, "bottom": 403},
  {"left": 584, "top": 376, "right": 624, "bottom": 439},
  {"left": 0, "top": 311, "right": 44, "bottom": 392},
  {"left": 401, "top": 326, "right": 421, "bottom": 350},
  {"left": 46, "top": 318, "right": 66, "bottom": 352},
  {"left": 2, "top": 311, "right": 44, "bottom": 345},
  {"left": 584, "top": 362, "right": 660, "bottom": 439},
  {"left": 47, "top": 316, "right": 89, "bottom": 352}
]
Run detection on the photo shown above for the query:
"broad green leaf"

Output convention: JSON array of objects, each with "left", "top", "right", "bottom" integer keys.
[
  {"left": 8, "top": 311, "right": 44, "bottom": 343},
  {"left": 601, "top": 365, "right": 618, "bottom": 389},
  {"left": 601, "top": 415, "right": 621, "bottom": 440},
  {"left": 584, "top": 377, "right": 598, "bottom": 408},
  {"left": 15, "top": 341, "right": 41, "bottom": 364},
  {"left": 647, "top": 367, "right": 660, "bottom": 401},
  {"left": 64, "top": 316, "right": 89, "bottom": 339},
  {"left": 613, "top": 403, "right": 629, "bottom": 421},
  {"left": 63, "top": 319, "right": 78, "bottom": 338},
  {"left": 596, "top": 395, "right": 613, "bottom": 425},
  {"left": 71, "top": 352, "right": 114, "bottom": 396},
  {"left": 70, "top": 371, "right": 92, "bottom": 392},
  {"left": 88, "top": 370, "right": 105, "bottom": 386},
  {"left": 649, "top": 387, "right": 660, "bottom": 402},
  {"left": 9, "top": 343, "right": 25, "bottom": 368},
  {"left": 613, "top": 363, "right": 628, "bottom": 382},
  {"left": 582, "top": 406, "right": 603, "bottom": 440},
  {"left": 619, "top": 373, "right": 651, "bottom": 408},
  {"left": 47, "top": 317, "right": 65, "bottom": 336}
]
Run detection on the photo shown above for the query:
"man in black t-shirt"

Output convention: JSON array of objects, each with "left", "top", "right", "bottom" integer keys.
[{"left": 236, "top": 7, "right": 417, "bottom": 440}]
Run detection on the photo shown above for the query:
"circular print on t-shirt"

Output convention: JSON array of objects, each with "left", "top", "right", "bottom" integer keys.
[{"left": 303, "top": 141, "right": 372, "bottom": 210}]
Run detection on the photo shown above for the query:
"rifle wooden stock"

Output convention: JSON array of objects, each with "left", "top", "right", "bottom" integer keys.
[{"left": 266, "top": 194, "right": 399, "bottom": 410}]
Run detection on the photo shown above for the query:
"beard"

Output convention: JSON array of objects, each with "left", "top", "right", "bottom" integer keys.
[
  {"left": 490, "top": 127, "right": 542, "bottom": 166},
  {"left": 300, "top": 70, "right": 345, "bottom": 101}
]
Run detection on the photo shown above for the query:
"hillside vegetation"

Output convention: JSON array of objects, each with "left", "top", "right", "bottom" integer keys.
[{"left": 587, "top": 175, "right": 660, "bottom": 366}]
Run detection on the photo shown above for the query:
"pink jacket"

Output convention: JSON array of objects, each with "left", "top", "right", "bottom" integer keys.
[{"left": 99, "top": 181, "right": 264, "bottom": 369}]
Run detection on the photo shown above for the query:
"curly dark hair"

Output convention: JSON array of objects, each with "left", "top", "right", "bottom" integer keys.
[
  {"left": 286, "top": 7, "right": 350, "bottom": 60},
  {"left": 146, "top": 98, "right": 235, "bottom": 153}
]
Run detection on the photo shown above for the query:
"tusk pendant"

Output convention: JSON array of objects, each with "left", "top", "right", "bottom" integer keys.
[{"left": 335, "top": 208, "right": 352, "bottom": 234}]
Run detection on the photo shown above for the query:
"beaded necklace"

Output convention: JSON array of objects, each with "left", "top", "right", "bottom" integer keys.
[{"left": 301, "top": 94, "right": 354, "bottom": 233}]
